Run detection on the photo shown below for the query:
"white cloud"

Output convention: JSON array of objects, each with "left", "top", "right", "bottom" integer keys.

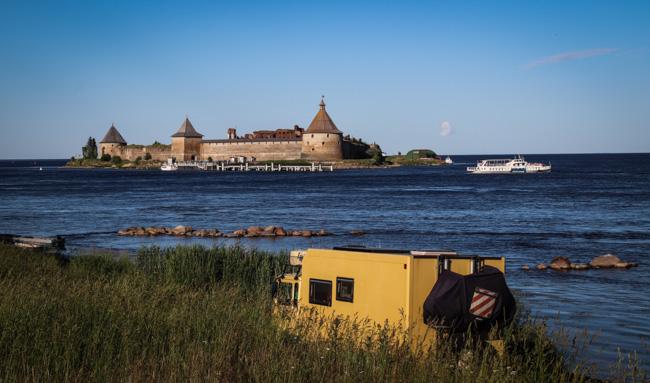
[
  {"left": 523, "top": 48, "right": 618, "bottom": 68},
  {"left": 440, "top": 121, "right": 452, "bottom": 137}
]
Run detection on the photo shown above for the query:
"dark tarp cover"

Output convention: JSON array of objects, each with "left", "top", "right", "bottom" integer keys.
[{"left": 422, "top": 265, "right": 516, "bottom": 333}]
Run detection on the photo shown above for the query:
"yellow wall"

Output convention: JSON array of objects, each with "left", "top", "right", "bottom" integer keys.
[{"left": 300, "top": 249, "right": 412, "bottom": 327}]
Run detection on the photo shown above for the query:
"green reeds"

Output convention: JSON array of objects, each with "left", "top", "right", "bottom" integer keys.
[
  {"left": 0, "top": 243, "right": 646, "bottom": 382},
  {"left": 135, "top": 243, "right": 289, "bottom": 291}
]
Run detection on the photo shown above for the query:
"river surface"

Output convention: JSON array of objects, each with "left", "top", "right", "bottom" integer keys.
[{"left": 1, "top": 153, "right": 649, "bottom": 374}]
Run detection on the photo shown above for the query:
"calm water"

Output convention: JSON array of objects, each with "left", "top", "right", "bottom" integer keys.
[{"left": 2, "top": 154, "right": 649, "bottom": 373}]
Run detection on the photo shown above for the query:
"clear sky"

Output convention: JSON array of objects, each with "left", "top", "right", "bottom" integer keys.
[{"left": 1, "top": 0, "right": 648, "bottom": 159}]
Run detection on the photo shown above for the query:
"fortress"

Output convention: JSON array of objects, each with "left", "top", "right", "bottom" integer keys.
[{"left": 99, "top": 99, "right": 379, "bottom": 163}]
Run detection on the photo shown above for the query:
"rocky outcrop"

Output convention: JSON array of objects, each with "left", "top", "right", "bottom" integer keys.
[
  {"left": 521, "top": 253, "right": 638, "bottom": 272},
  {"left": 549, "top": 256, "right": 571, "bottom": 270},
  {"left": 117, "top": 225, "right": 335, "bottom": 238},
  {"left": 589, "top": 254, "right": 622, "bottom": 269},
  {"left": 119, "top": 225, "right": 222, "bottom": 238}
]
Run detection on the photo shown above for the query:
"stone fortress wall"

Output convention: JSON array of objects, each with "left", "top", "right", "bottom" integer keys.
[
  {"left": 200, "top": 139, "right": 303, "bottom": 162},
  {"left": 98, "top": 99, "right": 378, "bottom": 163},
  {"left": 119, "top": 146, "right": 171, "bottom": 162}
]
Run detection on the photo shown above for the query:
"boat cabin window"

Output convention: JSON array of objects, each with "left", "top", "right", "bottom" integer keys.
[
  {"left": 309, "top": 279, "right": 332, "bottom": 306},
  {"left": 336, "top": 278, "right": 354, "bottom": 302}
]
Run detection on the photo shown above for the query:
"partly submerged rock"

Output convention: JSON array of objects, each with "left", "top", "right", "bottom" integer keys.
[
  {"left": 233, "top": 229, "right": 247, "bottom": 237},
  {"left": 549, "top": 256, "right": 571, "bottom": 270},
  {"left": 589, "top": 254, "right": 621, "bottom": 269}
]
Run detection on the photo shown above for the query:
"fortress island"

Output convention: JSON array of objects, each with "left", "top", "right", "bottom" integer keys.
[{"left": 98, "top": 99, "right": 381, "bottom": 164}]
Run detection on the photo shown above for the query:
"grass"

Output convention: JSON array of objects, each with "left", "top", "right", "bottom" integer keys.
[
  {"left": 0, "top": 243, "right": 646, "bottom": 382},
  {"left": 64, "top": 158, "right": 163, "bottom": 169},
  {"left": 385, "top": 155, "right": 445, "bottom": 166}
]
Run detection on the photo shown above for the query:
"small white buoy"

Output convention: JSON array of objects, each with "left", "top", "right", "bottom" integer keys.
[{"left": 39, "top": 167, "right": 42, "bottom": 171}]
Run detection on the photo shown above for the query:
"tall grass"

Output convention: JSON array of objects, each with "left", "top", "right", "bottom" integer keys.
[
  {"left": 135, "top": 243, "right": 289, "bottom": 291},
  {"left": 0, "top": 244, "right": 646, "bottom": 382}
]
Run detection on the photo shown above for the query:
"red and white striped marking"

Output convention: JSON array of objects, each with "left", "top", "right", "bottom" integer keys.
[{"left": 469, "top": 288, "right": 498, "bottom": 319}]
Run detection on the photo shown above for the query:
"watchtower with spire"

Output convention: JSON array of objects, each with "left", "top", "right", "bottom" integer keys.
[
  {"left": 301, "top": 98, "right": 344, "bottom": 160},
  {"left": 171, "top": 117, "right": 204, "bottom": 161},
  {"left": 99, "top": 124, "right": 127, "bottom": 157}
]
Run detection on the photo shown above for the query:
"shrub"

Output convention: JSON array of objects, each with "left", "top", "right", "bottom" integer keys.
[
  {"left": 101, "top": 153, "right": 111, "bottom": 161},
  {"left": 135, "top": 156, "right": 142, "bottom": 165},
  {"left": 144, "top": 152, "right": 152, "bottom": 160},
  {"left": 207, "top": 157, "right": 213, "bottom": 163},
  {"left": 111, "top": 156, "right": 122, "bottom": 165},
  {"left": 366, "top": 148, "right": 385, "bottom": 166}
]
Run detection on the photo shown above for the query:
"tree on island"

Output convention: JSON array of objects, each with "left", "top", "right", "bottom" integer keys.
[
  {"left": 82, "top": 137, "right": 98, "bottom": 159},
  {"left": 366, "top": 148, "right": 385, "bottom": 166}
]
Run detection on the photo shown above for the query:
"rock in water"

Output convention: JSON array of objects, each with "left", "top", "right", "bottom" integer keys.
[
  {"left": 589, "top": 254, "right": 621, "bottom": 269},
  {"left": 172, "top": 225, "right": 188, "bottom": 235},
  {"left": 549, "top": 256, "right": 571, "bottom": 270}
]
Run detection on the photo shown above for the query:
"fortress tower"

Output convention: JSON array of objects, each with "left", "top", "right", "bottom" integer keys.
[
  {"left": 171, "top": 118, "right": 203, "bottom": 161},
  {"left": 301, "top": 98, "right": 343, "bottom": 160},
  {"left": 99, "top": 124, "right": 127, "bottom": 157}
]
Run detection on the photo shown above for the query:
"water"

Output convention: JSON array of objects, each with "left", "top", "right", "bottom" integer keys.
[{"left": 2, "top": 154, "right": 649, "bottom": 373}]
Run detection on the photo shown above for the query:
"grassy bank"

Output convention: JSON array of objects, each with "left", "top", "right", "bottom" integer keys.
[
  {"left": 64, "top": 158, "right": 163, "bottom": 169},
  {"left": 385, "top": 155, "right": 445, "bottom": 166},
  {"left": 0, "top": 244, "right": 645, "bottom": 382}
]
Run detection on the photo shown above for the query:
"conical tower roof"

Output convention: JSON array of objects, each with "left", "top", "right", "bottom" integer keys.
[
  {"left": 100, "top": 124, "right": 127, "bottom": 144},
  {"left": 305, "top": 98, "right": 342, "bottom": 134},
  {"left": 171, "top": 117, "right": 203, "bottom": 138}
]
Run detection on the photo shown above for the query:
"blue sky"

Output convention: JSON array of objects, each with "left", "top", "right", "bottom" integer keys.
[{"left": 1, "top": 0, "right": 648, "bottom": 158}]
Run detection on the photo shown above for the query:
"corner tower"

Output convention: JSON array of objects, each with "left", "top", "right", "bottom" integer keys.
[
  {"left": 171, "top": 117, "right": 203, "bottom": 161},
  {"left": 301, "top": 98, "right": 343, "bottom": 160},
  {"left": 99, "top": 124, "right": 127, "bottom": 157}
]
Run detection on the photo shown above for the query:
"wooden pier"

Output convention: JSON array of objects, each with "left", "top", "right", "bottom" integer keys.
[{"left": 173, "top": 162, "right": 333, "bottom": 172}]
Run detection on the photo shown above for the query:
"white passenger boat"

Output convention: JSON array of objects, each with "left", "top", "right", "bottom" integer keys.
[
  {"left": 161, "top": 158, "right": 178, "bottom": 171},
  {"left": 467, "top": 155, "right": 551, "bottom": 174},
  {"left": 445, "top": 156, "right": 453, "bottom": 164}
]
